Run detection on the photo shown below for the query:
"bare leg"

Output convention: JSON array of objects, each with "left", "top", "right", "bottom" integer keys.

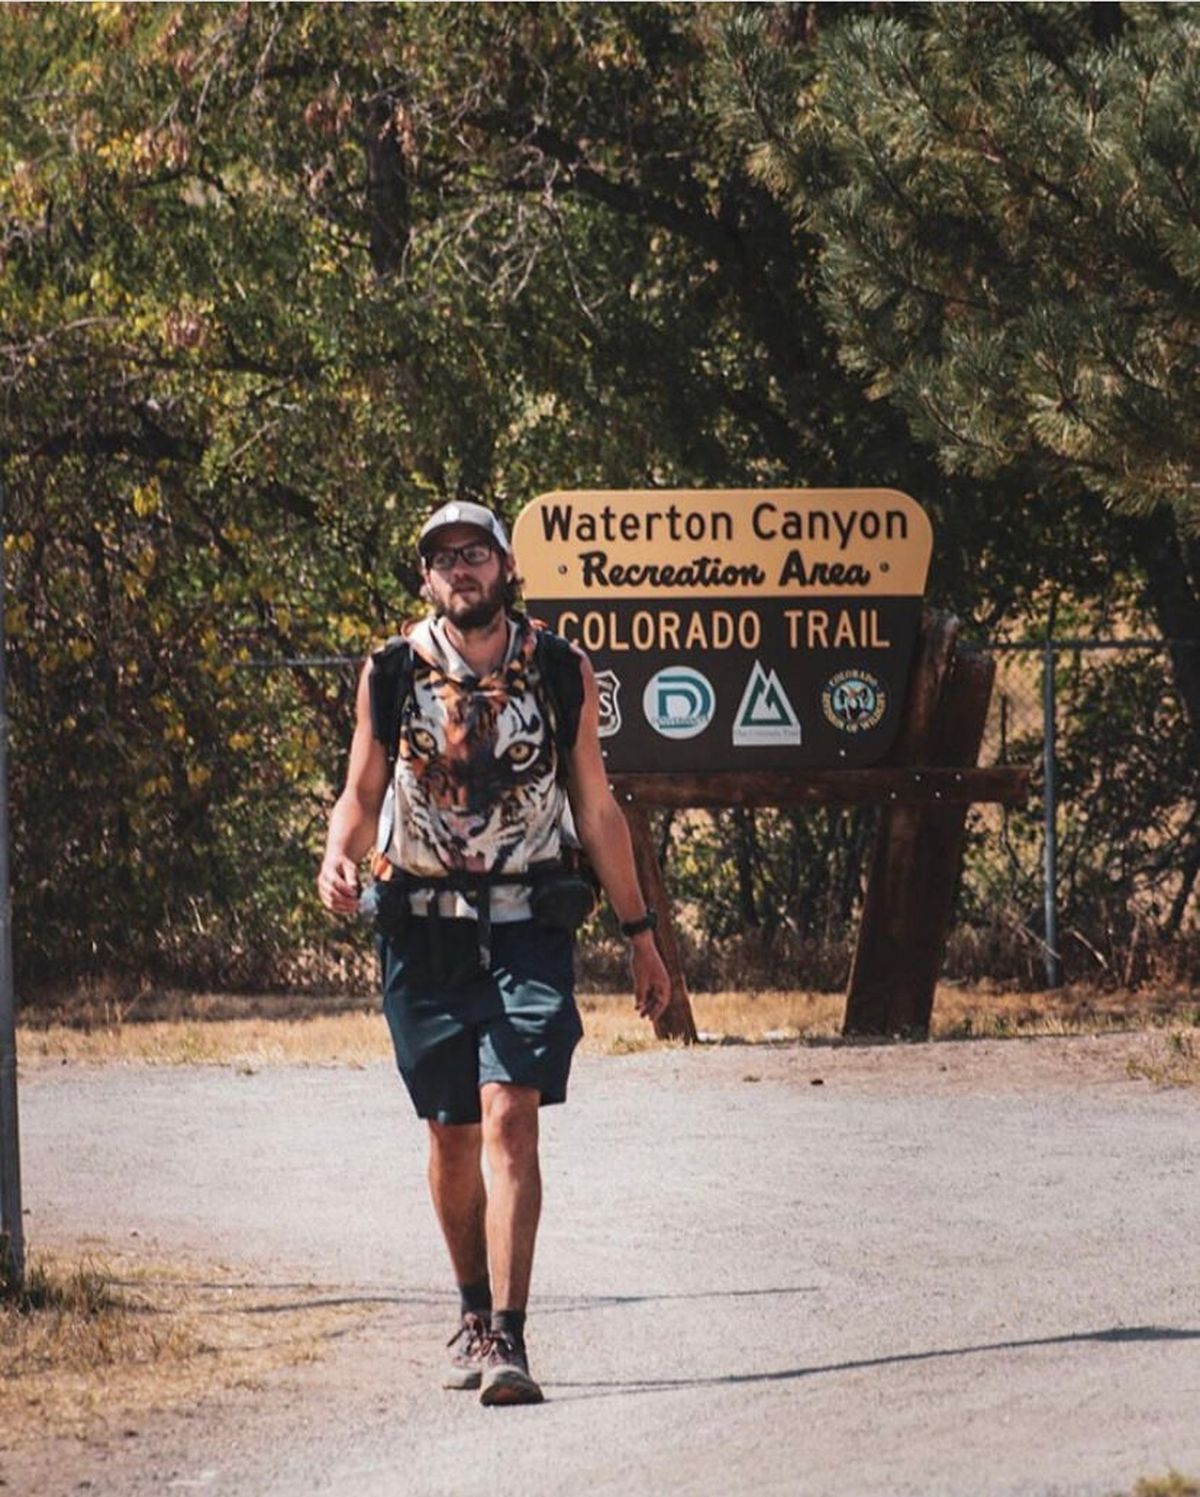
[
  {"left": 480, "top": 1083, "right": 541, "bottom": 1311},
  {"left": 427, "top": 1121, "right": 488, "bottom": 1288}
]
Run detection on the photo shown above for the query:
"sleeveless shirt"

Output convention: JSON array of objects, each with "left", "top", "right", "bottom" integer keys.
[{"left": 379, "top": 614, "right": 566, "bottom": 922}]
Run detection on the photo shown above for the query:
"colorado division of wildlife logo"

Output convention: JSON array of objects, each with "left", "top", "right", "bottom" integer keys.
[
  {"left": 821, "top": 668, "right": 887, "bottom": 734},
  {"left": 643, "top": 666, "right": 715, "bottom": 740},
  {"left": 594, "top": 669, "right": 622, "bottom": 738}
]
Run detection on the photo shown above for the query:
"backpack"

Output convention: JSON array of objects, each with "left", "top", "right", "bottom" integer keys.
[
  {"left": 367, "top": 618, "right": 585, "bottom": 785},
  {"left": 366, "top": 619, "right": 596, "bottom": 940}
]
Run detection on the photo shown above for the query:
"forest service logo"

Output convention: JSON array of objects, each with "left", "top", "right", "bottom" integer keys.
[
  {"left": 594, "top": 669, "right": 622, "bottom": 738},
  {"left": 821, "top": 668, "right": 887, "bottom": 734}
]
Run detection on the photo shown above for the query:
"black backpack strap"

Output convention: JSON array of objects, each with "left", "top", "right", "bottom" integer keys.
[
  {"left": 368, "top": 636, "right": 415, "bottom": 777},
  {"left": 532, "top": 627, "right": 584, "bottom": 782}
]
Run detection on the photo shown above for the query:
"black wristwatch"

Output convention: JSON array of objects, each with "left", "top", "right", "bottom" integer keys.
[{"left": 620, "top": 909, "right": 658, "bottom": 938}]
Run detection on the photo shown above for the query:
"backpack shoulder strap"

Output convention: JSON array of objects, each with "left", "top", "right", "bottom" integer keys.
[
  {"left": 532, "top": 626, "right": 584, "bottom": 780},
  {"left": 368, "top": 635, "right": 415, "bottom": 775},
  {"left": 371, "top": 623, "right": 584, "bottom": 782}
]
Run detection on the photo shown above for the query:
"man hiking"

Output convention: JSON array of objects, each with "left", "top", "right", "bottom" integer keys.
[{"left": 318, "top": 500, "right": 670, "bottom": 1406}]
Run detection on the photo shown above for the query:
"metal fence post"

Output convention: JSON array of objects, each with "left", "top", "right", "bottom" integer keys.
[
  {"left": 0, "top": 472, "right": 24, "bottom": 1288},
  {"left": 1042, "top": 641, "right": 1060, "bottom": 989}
]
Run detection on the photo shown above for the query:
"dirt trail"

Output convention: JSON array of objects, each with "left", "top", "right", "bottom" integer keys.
[{"left": 6, "top": 1032, "right": 1199, "bottom": 1496}]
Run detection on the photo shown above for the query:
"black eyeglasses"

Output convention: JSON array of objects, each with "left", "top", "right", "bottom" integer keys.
[{"left": 424, "top": 541, "right": 496, "bottom": 572}]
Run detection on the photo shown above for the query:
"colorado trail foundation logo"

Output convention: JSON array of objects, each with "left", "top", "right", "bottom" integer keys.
[
  {"left": 594, "top": 669, "right": 622, "bottom": 738},
  {"left": 821, "top": 668, "right": 887, "bottom": 734},
  {"left": 642, "top": 666, "right": 715, "bottom": 740},
  {"left": 733, "top": 661, "right": 802, "bottom": 747}
]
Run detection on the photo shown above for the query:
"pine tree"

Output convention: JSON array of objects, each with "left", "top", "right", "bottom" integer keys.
[{"left": 724, "top": 2, "right": 1200, "bottom": 731}]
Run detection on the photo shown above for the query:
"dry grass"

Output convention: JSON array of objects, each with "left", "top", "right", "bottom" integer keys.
[
  {"left": 581, "top": 982, "right": 1197, "bottom": 1054},
  {"left": 1, "top": 1256, "right": 179, "bottom": 1380},
  {"left": 1127, "top": 1473, "right": 1200, "bottom": 1497},
  {"left": 19, "top": 1012, "right": 389, "bottom": 1070},
  {"left": 16, "top": 983, "right": 1198, "bottom": 1072},
  {"left": 579, "top": 989, "right": 844, "bottom": 1054},
  {"left": 1124, "top": 1030, "right": 1200, "bottom": 1089},
  {"left": 0, "top": 1249, "right": 372, "bottom": 1446}
]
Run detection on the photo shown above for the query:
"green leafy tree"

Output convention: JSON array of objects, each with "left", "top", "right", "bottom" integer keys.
[
  {"left": 2, "top": 2, "right": 1191, "bottom": 990},
  {"left": 0, "top": 3, "right": 951, "bottom": 986}
]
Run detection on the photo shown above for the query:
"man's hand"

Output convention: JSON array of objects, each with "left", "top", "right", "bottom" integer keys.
[
  {"left": 631, "top": 936, "right": 671, "bottom": 1024},
  {"left": 318, "top": 855, "right": 361, "bottom": 916}
]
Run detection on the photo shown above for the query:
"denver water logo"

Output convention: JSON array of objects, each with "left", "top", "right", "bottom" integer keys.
[{"left": 642, "top": 667, "right": 715, "bottom": 740}]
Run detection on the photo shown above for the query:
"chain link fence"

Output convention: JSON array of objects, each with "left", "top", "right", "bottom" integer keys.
[
  {"left": 13, "top": 631, "right": 1193, "bottom": 1002},
  {"left": 964, "top": 639, "right": 1198, "bottom": 991},
  {"left": 268, "top": 635, "right": 1199, "bottom": 994}
]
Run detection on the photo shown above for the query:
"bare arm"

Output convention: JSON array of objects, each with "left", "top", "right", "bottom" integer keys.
[
  {"left": 567, "top": 654, "right": 670, "bottom": 1022},
  {"left": 317, "top": 659, "right": 390, "bottom": 916}
]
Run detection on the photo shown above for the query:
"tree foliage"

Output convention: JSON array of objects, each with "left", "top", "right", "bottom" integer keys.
[
  {"left": 724, "top": 2, "right": 1200, "bottom": 731},
  {"left": 817, "top": 8, "right": 1199, "bottom": 524},
  {"left": 0, "top": 2, "right": 1193, "bottom": 991}
]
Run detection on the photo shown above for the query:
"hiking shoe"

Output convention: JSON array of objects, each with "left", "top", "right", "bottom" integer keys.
[
  {"left": 443, "top": 1311, "right": 490, "bottom": 1391},
  {"left": 479, "top": 1331, "right": 544, "bottom": 1406}
]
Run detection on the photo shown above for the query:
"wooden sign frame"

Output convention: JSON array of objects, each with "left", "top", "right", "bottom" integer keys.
[{"left": 614, "top": 612, "right": 1029, "bottom": 1040}]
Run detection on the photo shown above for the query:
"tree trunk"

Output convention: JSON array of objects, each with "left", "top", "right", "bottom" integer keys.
[
  {"left": 362, "top": 94, "right": 410, "bottom": 279},
  {"left": 731, "top": 808, "right": 760, "bottom": 928},
  {"left": 1136, "top": 510, "right": 1200, "bottom": 750}
]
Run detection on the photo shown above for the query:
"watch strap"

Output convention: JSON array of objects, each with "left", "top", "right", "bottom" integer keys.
[{"left": 620, "top": 909, "right": 658, "bottom": 938}]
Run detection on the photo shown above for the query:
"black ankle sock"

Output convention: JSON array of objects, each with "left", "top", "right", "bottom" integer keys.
[
  {"left": 459, "top": 1276, "right": 492, "bottom": 1319},
  {"left": 491, "top": 1308, "right": 526, "bottom": 1347}
]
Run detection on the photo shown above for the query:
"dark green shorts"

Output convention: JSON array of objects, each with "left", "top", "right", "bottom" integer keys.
[{"left": 378, "top": 917, "right": 583, "bottom": 1126}]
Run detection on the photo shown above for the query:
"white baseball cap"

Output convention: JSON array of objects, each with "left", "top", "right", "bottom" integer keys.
[{"left": 418, "top": 501, "right": 511, "bottom": 559}]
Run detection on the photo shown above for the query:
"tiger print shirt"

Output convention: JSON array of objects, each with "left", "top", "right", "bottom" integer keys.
[{"left": 378, "top": 613, "right": 566, "bottom": 922}]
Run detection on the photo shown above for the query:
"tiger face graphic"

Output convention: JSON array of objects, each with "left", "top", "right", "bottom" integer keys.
[{"left": 395, "top": 657, "right": 563, "bottom": 876}]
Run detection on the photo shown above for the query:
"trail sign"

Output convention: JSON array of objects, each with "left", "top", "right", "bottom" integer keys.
[{"left": 513, "top": 489, "right": 932, "bottom": 772}]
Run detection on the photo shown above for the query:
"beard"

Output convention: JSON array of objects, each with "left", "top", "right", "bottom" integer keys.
[{"left": 436, "top": 570, "right": 508, "bottom": 631}]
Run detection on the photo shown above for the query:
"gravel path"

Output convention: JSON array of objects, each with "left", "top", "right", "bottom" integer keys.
[{"left": 8, "top": 1034, "right": 1199, "bottom": 1496}]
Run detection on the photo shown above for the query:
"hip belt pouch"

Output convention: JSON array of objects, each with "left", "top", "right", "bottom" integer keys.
[
  {"left": 371, "top": 878, "right": 410, "bottom": 940},
  {"left": 530, "top": 870, "right": 596, "bottom": 933}
]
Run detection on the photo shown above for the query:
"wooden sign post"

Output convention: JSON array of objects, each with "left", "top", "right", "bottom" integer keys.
[{"left": 513, "top": 491, "right": 1026, "bottom": 1040}]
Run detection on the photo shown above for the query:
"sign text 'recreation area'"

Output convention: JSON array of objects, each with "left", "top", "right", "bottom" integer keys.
[{"left": 513, "top": 490, "right": 932, "bottom": 773}]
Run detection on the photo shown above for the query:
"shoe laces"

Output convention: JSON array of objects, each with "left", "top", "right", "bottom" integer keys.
[
  {"left": 484, "top": 1329, "right": 524, "bottom": 1366},
  {"left": 447, "top": 1312, "right": 489, "bottom": 1354}
]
